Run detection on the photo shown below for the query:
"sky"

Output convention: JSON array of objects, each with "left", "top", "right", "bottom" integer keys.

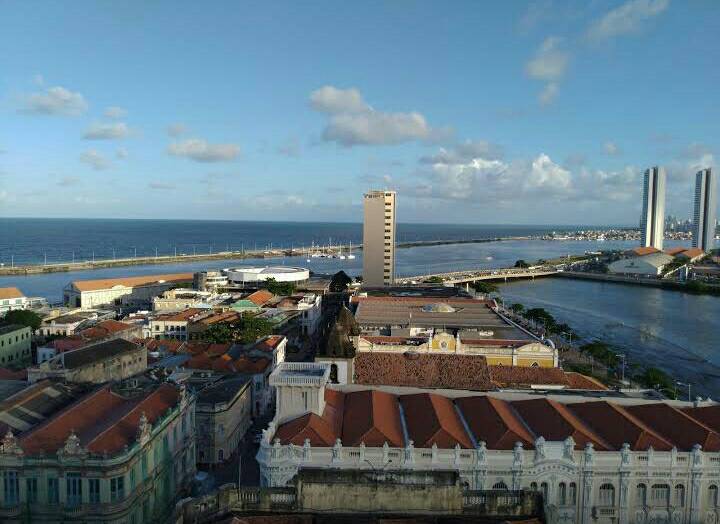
[{"left": 0, "top": 0, "right": 718, "bottom": 225}]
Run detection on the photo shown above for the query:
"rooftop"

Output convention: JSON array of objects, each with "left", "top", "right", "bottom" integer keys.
[
  {"left": 276, "top": 387, "right": 720, "bottom": 452},
  {"left": 197, "top": 376, "right": 252, "bottom": 405},
  {"left": 0, "top": 324, "right": 29, "bottom": 336},
  {"left": 0, "top": 287, "right": 25, "bottom": 300},
  {"left": 70, "top": 273, "right": 193, "bottom": 292},
  {"left": 60, "top": 338, "right": 142, "bottom": 369}
]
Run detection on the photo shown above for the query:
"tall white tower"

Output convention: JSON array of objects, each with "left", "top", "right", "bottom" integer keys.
[
  {"left": 363, "top": 190, "right": 396, "bottom": 286},
  {"left": 693, "top": 168, "right": 716, "bottom": 251},
  {"left": 640, "top": 166, "right": 666, "bottom": 250}
]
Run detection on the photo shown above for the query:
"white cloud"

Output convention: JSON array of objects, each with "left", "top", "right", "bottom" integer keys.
[
  {"left": 538, "top": 82, "right": 559, "bottom": 106},
  {"left": 309, "top": 85, "right": 440, "bottom": 147},
  {"left": 420, "top": 139, "right": 503, "bottom": 165},
  {"left": 116, "top": 147, "right": 128, "bottom": 159},
  {"left": 587, "top": 0, "right": 670, "bottom": 41},
  {"left": 526, "top": 37, "right": 569, "bottom": 81},
  {"left": 79, "top": 150, "right": 110, "bottom": 170},
  {"left": 526, "top": 37, "right": 568, "bottom": 105},
  {"left": 167, "top": 123, "right": 188, "bottom": 137},
  {"left": 167, "top": 138, "right": 240, "bottom": 162},
  {"left": 83, "top": 122, "right": 130, "bottom": 140},
  {"left": 104, "top": 106, "right": 127, "bottom": 119},
  {"left": 604, "top": 141, "right": 621, "bottom": 156},
  {"left": 149, "top": 182, "right": 176, "bottom": 190},
  {"left": 57, "top": 176, "right": 80, "bottom": 187},
  {"left": 21, "top": 86, "right": 88, "bottom": 116}
]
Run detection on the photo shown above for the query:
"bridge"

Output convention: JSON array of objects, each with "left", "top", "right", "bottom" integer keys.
[{"left": 394, "top": 266, "right": 558, "bottom": 285}]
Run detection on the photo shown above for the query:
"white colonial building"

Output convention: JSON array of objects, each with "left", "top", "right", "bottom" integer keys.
[{"left": 258, "top": 363, "right": 720, "bottom": 524}]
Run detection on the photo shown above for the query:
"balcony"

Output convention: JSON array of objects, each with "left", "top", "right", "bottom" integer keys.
[{"left": 593, "top": 506, "right": 617, "bottom": 518}]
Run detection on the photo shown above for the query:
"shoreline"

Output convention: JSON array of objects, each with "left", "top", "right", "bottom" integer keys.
[{"left": 0, "top": 237, "right": 522, "bottom": 276}]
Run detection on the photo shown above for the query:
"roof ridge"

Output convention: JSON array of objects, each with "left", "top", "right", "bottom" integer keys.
[
  {"left": 546, "top": 398, "right": 613, "bottom": 450},
  {"left": 605, "top": 402, "right": 674, "bottom": 448},
  {"left": 488, "top": 396, "right": 537, "bottom": 443}
]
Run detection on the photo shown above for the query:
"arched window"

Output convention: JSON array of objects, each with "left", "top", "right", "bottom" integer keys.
[
  {"left": 492, "top": 481, "right": 508, "bottom": 491},
  {"left": 530, "top": 482, "right": 538, "bottom": 492},
  {"left": 558, "top": 482, "right": 567, "bottom": 505},
  {"left": 599, "top": 483, "right": 615, "bottom": 506},
  {"left": 531, "top": 362, "right": 539, "bottom": 367},
  {"left": 329, "top": 364, "right": 339, "bottom": 384},
  {"left": 541, "top": 482, "right": 549, "bottom": 501},
  {"left": 636, "top": 483, "right": 647, "bottom": 506},
  {"left": 651, "top": 484, "right": 670, "bottom": 506},
  {"left": 674, "top": 484, "right": 685, "bottom": 507},
  {"left": 568, "top": 483, "right": 577, "bottom": 505},
  {"left": 709, "top": 485, "right": 719, "bottom": 507}
]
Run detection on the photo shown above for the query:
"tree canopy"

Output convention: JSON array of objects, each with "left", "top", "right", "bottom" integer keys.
[
  {"left": 264, "top": 277, "right": 295, "bottom": 296},
  {"left": 330, "top": 271, "right": 352, "bottom": 292},
  {"left": 2, "top": 309, "right": 42, "bottom": 331}
]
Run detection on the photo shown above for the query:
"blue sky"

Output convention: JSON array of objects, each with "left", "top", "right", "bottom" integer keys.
[{"left": 0, "top": 0, "right": 718, "bottom": 224}]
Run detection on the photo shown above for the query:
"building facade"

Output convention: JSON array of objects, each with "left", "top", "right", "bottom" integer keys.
[
  {"left": 0, "top": 325, "right": 32, "bottom": 369},
  {"left": 363, "top": 190, "right": 396, "bottom": 286},
  {"left": 693, "top": 168, "right": 717, "bottom": 252},
  {"left": 0, "top": 381, "right": 196, "bottom": 523},
  {"left": 63, "top": 273, "right": 193, "bottom": 309},
  {"left": 0, "top": 288, "right": 29, "bottom": 316},
  {"left": 259, "top": 363, "right": 720, "bottom": 524},
  {"left": 195, "top": 377, "right": 253, "bottom": 464},
  {"left": 640, "top": 166, "right": 667, "bottom": 250},
  {"left": 608, "top": 253, "right": 675, "bottom": 276},
  {"left": 149, "top": 308, "right": 205, "bottom": 341}
]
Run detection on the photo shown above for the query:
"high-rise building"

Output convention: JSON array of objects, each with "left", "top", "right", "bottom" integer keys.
[
  {"left": 362, "top": 190, "right": 396, "bottom": 286},
  {"left": 693, "top": 168, "right": 716, "bottom": 252},
  {"left": 640, "top": 166, "right": 666, "bottom": 249}
]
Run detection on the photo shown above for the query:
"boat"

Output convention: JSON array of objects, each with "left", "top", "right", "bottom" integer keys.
[{"left": 346, "top": 241, "right": 356, "bottom": 259}]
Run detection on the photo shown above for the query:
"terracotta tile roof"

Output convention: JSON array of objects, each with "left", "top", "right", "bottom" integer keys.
[
  {"left": 77, "top": 320, "right": 136, "bottom": 340},
  {"left": 511, "top": 398, "right": 611, "bottom": 450},
  {"left": 50, "top": 338, "right": 85, "bottom": 353},
  {"left": 352, "top": 296, "right": 493, "bottom": 306},
  {"left": 252, "top": 335, "right": 285, "bottom": 352},
  {"left": 564, "top": 372, "right": 608, "bottom": 391},
  {"left": 400, "top": 393, "right": 473, "bottom": 449},
  {"left": 193, "top": 311, "right": 241, "bottom": 326},
  {"left": 568, "top": 401, "right": 673, "bottom": 451},
  {"left": 683, "top": 405, "right": 720, "bottom": 433},
  {"left": 153, "top": 308, "right": 205, "bottom": 322},
  {"left": 632, "top": 246, "right": 661, "bottom": 256},
  {"left": 232, "top": 356, "right": 271, "bottom": 374},
  {"left": 71, "top": 273, "right": 193, "bottom": 292},
  {"left": 20, "top": 383, "right": 179, "bottom": 455},
  {"left": 456, "top": 396, "right": 534, "bottom": 450},
  {"left": 489, "top": 366, "right": 568, "bottom": 388},
  {"left": 679, "top": 247, "right": 705, "bottom": 259},
  {"left": 323, "top": 389, "right": 345, "bottom": 436},
  {"left": 136, "top": 338, "right": 186, "bottom": 353},
  {"left": 274, "top": 412, "right": 336, "bottom": 446},
  {"left": 247, "top": 289, "right": 274, "bottom": 307},
  {"left": 0, "top": 287, "right": 25, "bottom": 300},
  {"left": 341, "top": 390, "right": 404, "bottom": 447},
  {"left": 353, "top": 353, "right": 493, "bottom": 391},
  {"left": 664, "top": 247, "right": 687, "bottom": 256},
  {"left": 626, "top": 403, "right": 720, "bottom": 451}
]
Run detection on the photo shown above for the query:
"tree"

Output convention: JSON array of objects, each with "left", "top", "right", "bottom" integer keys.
[
  {"left": 2, "top": 310, "right": 42, "bottom": 331},
  {"left": 264, "top": 277, "right": 295, "bottom": 296},
  {"left": 425, "top": 276, "right": 445, "bottom": 283},
  {"left": 330, "top": 271, "right": 352, "bottom": 292},
  {"left": 202, "top": 323, "right": 236, "bottom": 343},
  {"left": 510, "top": 303, "right": 525, "bottom": 315},
  {"left": 514, "top": 259, "right": 530, "bottom": 268},
  {"left": 471, "top": 281, "right": 498, "bottom": 294},
  {"left": 237, "top": 315, "right": 274, "bottom": 344}
]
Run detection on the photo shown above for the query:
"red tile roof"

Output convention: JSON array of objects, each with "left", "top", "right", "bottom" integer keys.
[
  {"left": 353, "top": 353, "right": 493, "bottom": 391},
  {"left": 626, "top": 403, "right": 720, "bottom": 451},
  {"left": 632, "top": 247, "right": 661, "bottom": 256},
  {"left": 232, "top": 356, "right": 272, "bottom": 374},
  {"left": 400, "top": 393, "right": 473, "bottom": 449},
  {"left": 489, "top": 366, "right": 608, "bottom": 391},
  {"left": 568, "top": 401, "right": 673, "bottom": 451},
  {"left": 679, "top": 247, "right": 705, "bottom": 259},
  {"left": 683, "top": 405, "right": 720, "bottom": 434},
  {"left": 153, "top": 308, "right": 205, "bottom": 322},
  {"left": 456, "top": 396, "right": 534, "bottom": 450},
  {"left": 77, "top": 320, "right": 136, "bottom": 340},
  {"left": 664, "top": 247, "right": 687, "bottom": 256},
  {"left": 0, "top": 287, "right": 25, "bottom": 300},
  {"left": 511, "top": 398, "right": 611, "bottom": 450},
  {"left": 247, "top": 289, "right": 274, "bottom": 307},
  {"left": 341, "top": 390, "right": 403, "bottom": 447},
  {"left": 252, "top": 335, "right": 285, "bottom": 352},
  {"left": 71, "top": 273, "right": 193, "bottom": 292},
  {"left": 20, "top": 383, "right": 179, "bottom": 455}
]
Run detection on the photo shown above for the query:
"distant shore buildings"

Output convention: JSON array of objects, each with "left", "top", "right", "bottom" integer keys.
[{"left": 363, "top": 190, "right": 396, "bottom": 286}]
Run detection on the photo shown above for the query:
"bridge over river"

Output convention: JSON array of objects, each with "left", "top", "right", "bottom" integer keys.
[{"left": 395, "top": 266, "right": 558, "bottom": 285}]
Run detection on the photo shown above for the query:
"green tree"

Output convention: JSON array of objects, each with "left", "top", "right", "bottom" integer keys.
[
  {"left": 2, "top": 309, "right": 42, "bottom": 331},
  {"left": 238, "top": 315, "right": 274, "bottom": 344},
  {"left": 202, "top": 323, "right": 236, "bottom": 343},
  {"left": 264, "top": 277, "right": 295, "bottom": 296},
  {"left": 425, "top": 276, "right": 445, "bottom": 283},
  {"left": 509, "top": 303, "right": 525, "bottom": 315},
  {"left": 514, "top": 259, "right": 530, "bottom": 268},
  {"left": 330, "top": 271, "right": 352, "bottom": 292},
  {"left": 579, "top": 341, "right": 618, "bottom": 367},
  {"left": 471, "top": 281, "right": 498, "bottom": 294}
]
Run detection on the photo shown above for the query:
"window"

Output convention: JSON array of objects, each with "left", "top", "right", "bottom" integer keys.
[
  {"left": 25, "top": 478, "right": 38, "bottom": 504},
  {"left": 568, "top": 483, "right": 577, "bottom": 505},
  {"left": 558, "top": 482, "right": 567, "bottom": 505},
  {"left": 47, "top": 478, "right": 59, "bottom": 504},
  {"left": 651, "top": 484, "right": 670, "bottom": 506},
  {"left": 110, "top": 476, "right": 125, "bottom": 502},
  {"left": 66, "top": 473, "right": 82, "bottom": 507},
  {"left": 709, "top": 485, "right": 719, "bottom": 507},
  {"left": 89, "top": 478, "right": 100, "bottom": 504},
  {"left": 218, "top": 449, "right": 224, "bottom": 461},
  {"left": 3, "top": 471, "right": 18, "bottom": 506},
  {"left": 599, "top": 483, "right": 615, "bottom": 506},
  {"left": 540, "top": 482, "right": 548, "bottom": 501},
  {"left": 674, "top": 484, "right": 685, "bottom": 507},
  {"left": 636, "top": 483, "right": 647, "bottom": 506},
  {"left": 130, "top": 467, "right": 136, "bottom": 490},
  {"left": 530, "top": 482, "right": 538, "bottom": 492},
  {"left": 492, "top": 481, "right": 508, "bottom": 491}
]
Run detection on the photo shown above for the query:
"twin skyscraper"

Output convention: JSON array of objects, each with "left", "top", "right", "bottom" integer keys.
[{"left": 640, "top": 167, "right": 715, "bottom": 251}]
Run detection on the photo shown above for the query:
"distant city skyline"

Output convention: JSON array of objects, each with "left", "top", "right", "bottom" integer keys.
[{"left": 0, "top": 1, "right": 718, "bottom": 224}]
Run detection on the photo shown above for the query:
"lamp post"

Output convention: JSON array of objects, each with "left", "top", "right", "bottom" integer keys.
[
  {"left": 615, "top": 353, "right": 627, "bottom": 383},
  {"left": 676, "top": 381, "right": 692, "bottom": 402}
]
